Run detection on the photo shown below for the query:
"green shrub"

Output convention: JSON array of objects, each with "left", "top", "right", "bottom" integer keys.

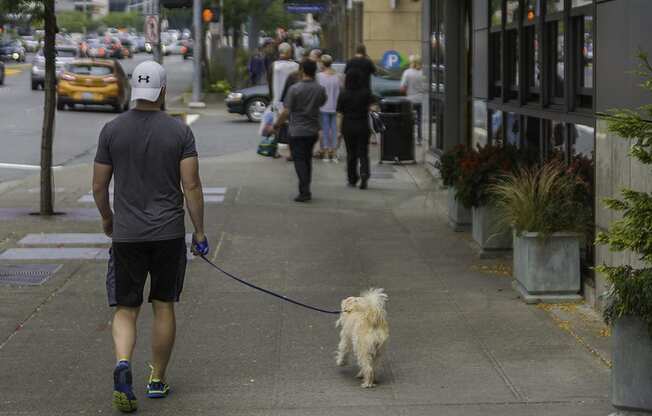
[
  {"left": 490, "top": 160, "right": 593, "bottom": 238},
  {"left": 454, "top": 143, "right": 522, "bottom": 209},
  {"left": 438, "top": 144, "right": 466, "bottom": 188},
  {"left": 597, "top": 52, "right": 652, "bottom": 334},
  {"left": 209, "top": 80, "right": 232, "bottom": 94}
]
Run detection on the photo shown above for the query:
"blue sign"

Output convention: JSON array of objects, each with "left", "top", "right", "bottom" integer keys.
[
  {"left": 381, "top": 50, "right": 402, "bottom": 70},
  {"left": 285, "top": 4, "right": 328, "bottom": 13}
]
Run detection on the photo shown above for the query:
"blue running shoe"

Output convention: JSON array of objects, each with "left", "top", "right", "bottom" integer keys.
[
  {"left": 113, "top": 361, "right": 138, "bottom": 413},
  {"left": 146, "top": 363, "right": 170, "bottom": 399}
]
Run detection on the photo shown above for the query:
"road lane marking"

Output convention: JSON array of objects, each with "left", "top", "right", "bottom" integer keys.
[
  {"left": 187, "top": 114, "right": 200, "bottom": 125},
  {"left": 0, "top": 163, "right": 63, "bottom": 171},
  {"left": 77, "top": 187, "right": 227, "bottom": 203},
  {"left": 9, "top": 233, "right": 196, "bottom": 260},
  {"left": 5, "top": 68, "right": 22, "bottom": 76},
  {"left": 0, "top": 247, "right": 107, "bottom": 260}
]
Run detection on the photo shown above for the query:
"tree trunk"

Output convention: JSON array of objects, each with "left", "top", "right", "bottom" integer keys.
[{"left": 40, "top": 0, "right": 57, "bottom": 216}]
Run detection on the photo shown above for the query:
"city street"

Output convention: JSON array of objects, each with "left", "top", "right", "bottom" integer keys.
[
  {"left": 0, "top": 53, "right": 258, "bottom": 184},
  {"left": 2, "top": 0, "right": 651, "bottom": 414}
]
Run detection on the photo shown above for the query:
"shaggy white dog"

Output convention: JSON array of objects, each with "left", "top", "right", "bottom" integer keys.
[{"left": 335, "top": 288, "right": 389, "bottom": 388}]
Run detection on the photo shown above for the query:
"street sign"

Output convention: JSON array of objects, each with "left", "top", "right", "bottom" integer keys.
[
  {"left": 381, "top": 50, "right": 403, "bottom": 70},
  {"left": 284, "top": 1, "right": 329, "bottom": 14},
  {"left": 145, "top": 15, "right": 159, "bottom": 45}
]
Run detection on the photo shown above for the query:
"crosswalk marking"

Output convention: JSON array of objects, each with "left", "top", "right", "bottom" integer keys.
[
  {"left": 77, "top": 187, "right": 228, "bottom": 203},
  {"left": 0, "top": 248, "right": 107, "bottom": 260},
  {"left": 2, "top": 233, "right": 196, "bottom": 261}
]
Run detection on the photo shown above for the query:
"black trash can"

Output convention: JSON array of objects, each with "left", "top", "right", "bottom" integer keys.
[{"left": 378, "top": 97, "right": 415, "bottom": 163}]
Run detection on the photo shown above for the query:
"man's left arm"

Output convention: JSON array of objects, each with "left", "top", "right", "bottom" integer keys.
[{"left": 92, "top": 163, "right": 114, "bottom": 237}]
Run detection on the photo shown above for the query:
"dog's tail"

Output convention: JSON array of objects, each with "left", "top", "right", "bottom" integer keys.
[{"left": 361, "top": 287, "right": 388, "bottom": 312}]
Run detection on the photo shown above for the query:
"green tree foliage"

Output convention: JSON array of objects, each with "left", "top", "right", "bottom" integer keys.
[
  {"left": 56, "top": 11, "right": 99, "bottom": 33},
  {"left": 101, "top": 12, "right": 144, "bottom": 31},
  {"left": 597, "top": 52, "right": 652, "bottom": 334}
]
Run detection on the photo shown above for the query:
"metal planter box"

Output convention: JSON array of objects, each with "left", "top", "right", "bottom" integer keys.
[
  {"left": 447, "top": 188, "right": 471, "bottom": 232},
  {"left": 512, "top": 232, "right": 582, "bottom": 304},
  {"left": 612, "top": 316, "right": 652, "bottom": 413},
  {"left": 471, "top": 205, "right": 512, "bottom": 254}
]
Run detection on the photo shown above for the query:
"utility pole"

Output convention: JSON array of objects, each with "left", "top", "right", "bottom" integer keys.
[
  {"left": 188, "top": 0, "right": 205, "bottom": 108},
  {"left": 152, "top": 0, "right": 162, "bottom": 64}
]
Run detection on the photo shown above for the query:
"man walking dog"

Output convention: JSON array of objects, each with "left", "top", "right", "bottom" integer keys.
[{"left": 93, "top": 61, "right": 209, "bottom": 412}]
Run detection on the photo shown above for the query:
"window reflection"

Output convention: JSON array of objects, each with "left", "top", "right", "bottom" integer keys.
[
  {"left": 491, "top": 110, "right": 504, "bottom": 145},
  {"left": 572, "top": 0, "right": 592, "bottom": 7},
  {"left": 547, "top": 0, "right": 564, "bottom": 13},
  {"left": 550, "top": 121, "right": 566, "bottom": 157},
  {"left": 506, "top": 113, "right": 520, "bottom": 147},
  {"left": 491, "top": 0, "right": 502, "bottom": 27},
  {"left": 551, "top": 21, "right": 565, "bottom": 100},
  {"left": 506, "top": 1, "right": 520, "bottom": 24},
  {"left": 473, "top": 101, "right": 488, "bottom": 147},
  {"left": 570, "top": 124, "right": 594, "bottom": 159},
  {"left": 581, "top": 16, "right": 593, "bottom": 89},
  {"left": 525, "top": 0, "right": 540, "bottom": 21}
]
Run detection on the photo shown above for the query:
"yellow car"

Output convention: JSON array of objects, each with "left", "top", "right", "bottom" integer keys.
[{"left": 57, "top": 59, "right": 131, "bottom": 113}]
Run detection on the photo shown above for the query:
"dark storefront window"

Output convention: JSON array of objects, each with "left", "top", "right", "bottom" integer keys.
[
  {"left": 429, "top": 0, "right": 446, "bottom": 150},
  {"left": 488, "top": 0, "right": 594, "bottom": 112}
]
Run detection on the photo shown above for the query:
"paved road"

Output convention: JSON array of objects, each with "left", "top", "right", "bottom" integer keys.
[{"left": 0, "top": 53, "right": 258, "bottom": 185}]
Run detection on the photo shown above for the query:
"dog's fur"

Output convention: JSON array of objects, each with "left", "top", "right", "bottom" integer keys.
[{"left": 335, "top": 288, "right": 389, "bottom": 388}]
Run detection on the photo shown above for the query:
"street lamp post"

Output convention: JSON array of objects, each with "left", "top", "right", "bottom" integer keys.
[
  {"left": 152, "top": 0, "right": 163, "bottom": 64},
  {"left": 188, "top": 0, "right": 205, "bottom": 108}
]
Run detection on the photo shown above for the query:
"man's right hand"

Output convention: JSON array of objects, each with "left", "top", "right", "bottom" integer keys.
[
  {"left": 191, "top": 232, "right": 209, "bottom": 257},
  {"left": 102, "top": 216, "right": 113, "bottom": 238}
]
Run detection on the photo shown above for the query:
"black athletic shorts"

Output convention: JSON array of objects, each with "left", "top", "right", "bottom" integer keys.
[{"left": 106, "top": 238, "right": 187, "bottom": 307}]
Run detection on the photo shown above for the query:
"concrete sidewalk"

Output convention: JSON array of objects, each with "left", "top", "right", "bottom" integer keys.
[{"left": 0, "top": 140, "right": 612, "bottom": 414}]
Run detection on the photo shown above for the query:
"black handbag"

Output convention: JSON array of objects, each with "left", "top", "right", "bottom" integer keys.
[
  {"left": 276, "top": 123, "right": 289, "bottom": 144},
  {"left": 369, "top": 111, "right": 386, "bottom": 135}
]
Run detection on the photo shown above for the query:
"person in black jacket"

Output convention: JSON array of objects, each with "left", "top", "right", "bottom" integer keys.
[{"left": 337, "top": 69, "right": 376, "bottom": 189}]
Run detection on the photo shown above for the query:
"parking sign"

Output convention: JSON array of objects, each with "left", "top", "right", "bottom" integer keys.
[{"left": 381, "top": 50, "right": 403, "bottom": 70}]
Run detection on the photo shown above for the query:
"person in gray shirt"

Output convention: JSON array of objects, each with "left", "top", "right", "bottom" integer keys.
[
  {"left": 275, "top": 59, "right": 327, "bottom": 202},
  {"left": 92, "top": 61, "right": 208, "bottom": 412}
]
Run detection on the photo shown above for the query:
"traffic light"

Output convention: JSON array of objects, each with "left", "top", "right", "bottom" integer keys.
[{"left": 202, "top": 7, "right": 220, "bottom": 23}]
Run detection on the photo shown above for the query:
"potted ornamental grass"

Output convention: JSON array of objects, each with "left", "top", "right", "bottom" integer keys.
[
  {"left": 597, "top": 53, "right": 652, "bottom": 414},
  {"left": 490, "top": 160, "right": 593, "bottom": 303},
  {"left": 439, "top": 144, "right": 471, "bottom": 231},
  {"left": 455, "top": 143, "right": 521, "bottom": 254}
]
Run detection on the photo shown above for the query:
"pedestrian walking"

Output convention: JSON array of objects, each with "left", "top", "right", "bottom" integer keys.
[
  {"left": 271, "top": 42, "right": 299, "bottom": 111},
  {"left": 345, "top": 44, "right": 376, "bottom": 90},
  {"left": 317, "top": 54, "right": 340, "bottom": 162},
  {"left": 293, "top": 36, "right": 306, "bottom": 62},
  {"left": 400, "top": 55, "right": 426, "bottom": 145},
  {"left": 337, "top": 69, "right": 376, "bottom": 189},
  {"left": 248, "top": 47, "right": 266, "bottom": 86},
  {"left": 92, "top": 61, "right": 209, "bottom": 413},
  {"left": 274, "top": 59, "right": 327, "bottom": 202}
]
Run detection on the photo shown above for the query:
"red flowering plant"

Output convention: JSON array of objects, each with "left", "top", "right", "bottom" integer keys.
[
  {"left": 436, "top": 144, "right": 467, "bottom": 187},
  {"left": 454, "top": 143, "right": 522, "bottom": 209}
]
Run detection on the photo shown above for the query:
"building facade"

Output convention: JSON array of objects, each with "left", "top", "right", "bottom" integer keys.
[{"left": 420, "top": 0, "right": 652, "bottom": 310}]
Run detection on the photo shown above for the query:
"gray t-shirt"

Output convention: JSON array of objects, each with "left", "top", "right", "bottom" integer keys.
[
  {"left": 95, "top": 110, "right": 198, "bottom": 242},
  {"left": 285, "top": 79, "right": 327, "bottom": 137}
]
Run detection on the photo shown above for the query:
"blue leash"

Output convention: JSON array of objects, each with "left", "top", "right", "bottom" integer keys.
[{"left": 199, "top": 255, "right": 341, "bottom": 315}]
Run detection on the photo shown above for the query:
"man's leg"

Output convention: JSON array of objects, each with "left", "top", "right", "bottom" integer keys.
[
  {"left": 291, "top": 137, "right": 310, "bottom": 197},
  {"left": 305, "top": 135, "right": 318, "bottom": 189},
  {"left": 150, "top": 300, "right": 176, "bottom": 382},
  {"left": 113, "top": 306, "right": 140, "bottom": 363},
  {"left": 344, "top": 133, "right": 358, "bottom": 185}
]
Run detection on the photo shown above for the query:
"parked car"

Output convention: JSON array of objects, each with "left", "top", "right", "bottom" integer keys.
[
  {"left": 56, "top": 59, "right": 131, "bottom": 113},
  {"left": 21, "top": 35, "right": 40, "bottom": 52},
  {"left": 181, "top": 39, "right": 193, "bottom": 60},
  {"left": 133, "top": 36, "right": 147, "bottom": 52},
  {"left": 84, "top": 39, "right": 107, "bottom": 59},
  {"left": 226, "top": 63, "right": 402, "bottom": 122},
  {"left": 0, "top": 38, "right": 26, "bottom": 62},
  {"left": 31, "top": 45, "right": 80, "bottom": 90},
  {"left": 0, "top": 60, "right": 5, "bottom": 85}
]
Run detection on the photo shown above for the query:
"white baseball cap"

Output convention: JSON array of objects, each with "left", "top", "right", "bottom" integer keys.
[{"left": 130, "top": 60, "right": 167, "bottom": 102}]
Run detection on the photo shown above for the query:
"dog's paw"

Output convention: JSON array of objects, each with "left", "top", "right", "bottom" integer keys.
[
  {"left": 336, "top": 357, "right": 346, "bottom": 367},
  {"left": 360, "top": 381, "right": 376, "bottom": 388}
]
